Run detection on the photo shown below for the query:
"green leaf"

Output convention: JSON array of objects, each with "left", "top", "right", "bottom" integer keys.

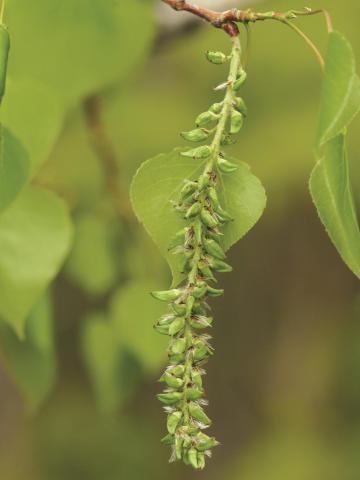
[
  {"left": 130, "top": 148, "right": 266, "bottom": 285},
  {"left": 66, "top": 214, "right": 120, "bottom": 296},
  {"left": 110, "top": 281, "right": 168, "bottom": 373},
  {"left": 7, "top": 0, "right": 155, "bottom": 106},
  {"left": 0, "top": 292, "right": 56, "bottom": 412},
  {"left": 0, "top": 125, "right": 29, "bottom": 212},
  {"left": 0, "top": 78, "right": 63, "bottom": 172},
  {"left": 0, "top": 187, "right": 73, "bottom": 336},
  {"left": 310, "top": 32, "right": 360, "bottom": 279}
]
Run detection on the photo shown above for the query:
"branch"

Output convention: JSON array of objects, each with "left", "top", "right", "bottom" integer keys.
[{"left": 161, "top": 1, "right": 328, "bottom": 37}]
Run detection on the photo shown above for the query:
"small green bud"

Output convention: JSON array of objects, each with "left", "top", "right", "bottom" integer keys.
[
  {"left": 170, "top": 338, "right": 187, "bottom": 355},
  {"left": 185, "top": 202, "right": 201, "bottom": 219},
  {"left": 206, "top": 50, "right": 228, "bottom": 65},
  {"left": 168, "top": 317, "right": 186, "bottom": 336},
  {"left": 169, "top": 353, "right": 186, "bottom": 363},
  {"left": 200, "top": 208, "right": 218, "bottom": 228},
  {"left": 181, "top": 128, "right": 210, "bottom": 143},
  {"left": 208, "top": 186, "right": 219, "bottom": 206},
  {"left": 159, "top": 314, "right": 176, "bottom": 326},
  {"left": 167, "top": 411, "right": 182, "bottom": 434},
  {"left": 230, "top": 110, "right": 244, "bottom": 134},
  {"left": 207, "top": 286, "right": 224, "bottom": 297},
  {"left": 151, "top": 289, "right": 182, "bottom": 302},
  {"left": 233, "top": 70, "right": 247, "bottom": 91},
  {"left": 161, "top": 433, "right": 175, "bottom": 445},
  {"left": 197, "top": 452, "right": 206, "bottom": 470},
  {"left": 170, "top": 364, "right": 185, "bottom": 377},
  {"left": 193, "top": 340, "right": 211, "bottom": 361},
  {"left": 187, "top": 447, "right": 199, "bottom": 469},
  {"left": 191, "top": 369, "right": 203, "bottom": 389},
  {"left": 189, "top": 402, "right": 211, "bottom": 425},
  {"left": 172, "top": 303, "right": 187, "bottom": 316},
  {"left": 154, "top": 324, "right": 170, "bottom": 335},
  {"left": 180, "top": 182, "right": 198, "bottom": 201},
  {"left": 168, "top": 228, "right": 186, "bottom": 250},
  {"left": 209, "top": 258, "right": 233, "bottom": 273},
  {"left": 157, "top": 391, "right": 182, "bottom": 405},
  {"left": 186, "top": 296, "right": 195, "bottom": 317},
  {"left": 209, "top": 102, "right": 223, "bottom": 114},
  {"left": 204, "top": 238, "right": 226, "bottom": 259},
  {"left": 193, "top": 282, "right": 208, "bottom": 299},
  {"left": 191, "top": 314, "right": 213, "bottom": 330},
  {"left": 175, "top": 437, "right": 183, "bottom": 460},
  {"left": 214, "top": 205, "right": 234, "bottom": 222},
  {"left": 196, "top": 432, "right": 220, "bottom": 451},
  {"left": 185, "top": 387, "right": 203, "bottom": 401},
  {"left": 198, "top": 262, "right": 216, "bottom": 282},
  {"left": 193, "top": 219, "right": 203, "bottom": 245},
  {"left": 181, "top": 145, "right": 213, "bottom": 159},
  {"left": 160, "top": 372, "right": 184, "bottom": 389},
  {"left": 195, "top": 111, "right": 218, "bottom": 127},
  {"left": 233, "top": 97, "right": 248, "bottom": 116},
  {"left": 217, "top": 157, "right": 239, "bottom": 174}
]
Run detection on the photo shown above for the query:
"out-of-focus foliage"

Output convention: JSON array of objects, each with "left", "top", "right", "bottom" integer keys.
[{"left": 0, "top": 0, "right": 359, "bottom": 479}]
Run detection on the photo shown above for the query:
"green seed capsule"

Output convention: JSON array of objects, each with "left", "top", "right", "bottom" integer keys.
[
  {"left": 189, "top": 402, "right": 211, "bottom": 425},
  {"left": 169, "top": 353, "right": 186, "bottom": 363},
  {"left": 193, "top": 340, "right": 211, "bottom": 361},
  {"left": 170, "top": 338, "right": 187, "bottom": 355},
  {"left": 185, "top": 387, "right": 203, "bottom": 401},
  {"left": 230, "top": 110, "right": 244, "bottom": 134},
  {"left": 193, "top": 283, "right": 208, "bottom": 299},
  {"left": 154, "top": 324, "right": 170, "bottom": 335},
  {"left": 193, "top": 219, "right": 203, "bottom": 245},
  {"left": 181, "top": 128, "right": 210, "bottom": 143},
  {"left": 191, "top": 314, "right": 213, "bottom": 330},
  {"left": 196, "top": 432, "right": 220, "bottom": 451},
  {"left": 159, "top": 314, "right": 176, "bottom": 326},
  {"left": 161, "top": 433, "right": 175, "bottom": 445},
  {"left": 0, "top": 25, "right": 10, "bottom": 102},
  {"left": 207, "top": 286, "right": 224, "bottom": 297},
  {"left": 161, "top": 372, "right": 184, "bottom": 389},
  {"left": 172, "top": 303, "right": 187, "bottom": 316},
  {"left": 204, "top": 238, "right": 226, "bottom": 259},
  {"left": 217, "top": 157, "right": 239, "bottom": 174},
  {"left": 198, "top": 262, "right": 216, "bottom": 282},
  {"left": 168, "top": 317, "right": 186, "bottom": 336},
  {"left": 206, "top": 50, "right": 227, "bottom": 65},
  {"left": 209, "top": 258, "right": 233, "bottom": 273},
  {"left": 191, "top": 369, "right": 203, "bottom": 389},
  {"left": 167, "top": 411, "right": 182, "bottom": 434},
  {"left": 181, "top": 145, "right": 213, "bottom": 159},
  {"left": 214, "top": 205, "right": 234, "bottom": 222},
  {"left": 200, "top": 208, "right": 218, "bottom": 228},
  {"left": 209, "top": 102, "right": 223, "bottom": 114},
  {"left": 186, "top": 296, "right": 195, "bottom": 317},
  {"left": 170, "top": 364, "right": 185, "bottom": 377},
  {"left": 185, "top": 202, "right": 201, "bottom": 219},
  {"left": 151, "top": 289, "right": 182, "bottom": 302},
  {"left": 195, "top": 111, "right": 218, "bottom": 127},
  {"left": 157, "top": 391, "right": 182, "bottom": 405},
  {"left": 233, "top": 97, "right": 248, "bottom": 116},
  {"left": 175, "top": 437, "right": 183, "bottom": 460},
  {"left": 233, "top": 70, "right": 247, "bottom": 91},
  {"left": 180, "top": 182, "right": 198, "bottom": 200},
  {"left": 187, "top": 447, "right": 199, "bottom": 469},
  {"left": 197, "top": 452, "right": 206, "bottom": 470}
]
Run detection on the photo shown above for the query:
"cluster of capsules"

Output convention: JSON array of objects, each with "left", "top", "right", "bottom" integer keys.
[{"left": 152, "top": 47, "right": 247, "bottom": 469}]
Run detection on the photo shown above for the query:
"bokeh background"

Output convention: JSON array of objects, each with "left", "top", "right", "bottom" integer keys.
[{"left": 0, "top": 0, "right": 360, "bottom": 479}]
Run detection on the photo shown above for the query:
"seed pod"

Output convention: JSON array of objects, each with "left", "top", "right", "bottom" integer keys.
[
  {"left": 170, "top": 364, "right": 185, "bottom": 377},
  {"left": 208, "top": 186, "right": 220, "bottom": 206},
  {"left": 196, "top": 432, "right": 220, "bottom": 451},
  {"left": 198, "top": 262, "right": 216, "bottom": 282},
  {"left": 168, "top": 317, "right": 186, "bottom": 336},
  {"left": 193, "top": 342, "right": 211, "bottom": 362},
  {"left": 151, "top": 289, "right": 182, "bottom": 302},
  {"left": 200, "top": 208, "right": 218, "bottom": 228},
  {"left": 180, "top": 182, "right": 198, "bottom": 201},
  {"left": 185, "top": 202, "right": 201, "bottom": 219},
  {"left": 204, "top": 238, "right": 225, "bottom": 259},
  {"left": 191, "top": 315, "right": 213, "bottom": 330},
  {"left": 217, "top": 157, "right": 239, "bottom": 174},
  {"left": 214, "top": 205, "right": 234, "bottom": 222},
  {"left": 233, "top": 70, "right": 247, "bottom": 91},
  {"left": 233, "top": 97, "right": 248, "bottom": 116},
  {"left": 193, "top": 283, "right": 208, "bottom": 299},
  {"left": 193, "top": 219, "right": 203, "bottom": 245},
  {"left": 189, "top": 402, "right": 211, "bottom": 425},
  {"left": 198, "top": 172, "right": 210, "bottom": 190},
  {"left": 230, "top": 110, "right": 244, "bottom": 134},
  {"left": 157, "top": 391, "right": 182, "bottom": 405},
  {"left": 161, "top": 433, "right": 175, "bottom": 445},
  {"left": 0, "top": 25, "right": 10, "bottom": 102},
  {"left": 191, "top": 370, "right": 203, "bottom": 389},
  {"left": 160, "top": 372, "right": 183, "bottom": 389},
  {"left": 170, "top": 338, "right": 187, "bottom": 355},
  {"left": 159, "top": 314, "right": 176, "bottom": 326},
  {"left": 209, "top": 258, "right": 233, "bottom": 273},
  {"left": 169, "top": 353, "right": 186, "bottom": 363},
  {"left": 209, "top": 102, "right": 223, "bottom": 114},
  {"left": 195, "top": 111, "right": 218, "bottom": 127},
  {"left": 197, "top": 452, "right": 206, "bottom": 470},
  {"left": 172, "top": 303, "right": 187, "bottom": 316},
  {"left": 175, "top": 437, "right": 183, "bottom": 460},
  {"left": 154, "top": 324, "right": 170, "bottom": 335},
  {"left": 167, "top": 411, "right": 182, "bottom": 434},
  {"left": 187, "top": 447, "right": 199, "bottom": 469},
  {"left": 181, "top": 145, "right": 212, "bottom": 159},
  {"left": 185, "top": 387, "right": 203, "bottom": 401},
  {"left": 186, "top": 296, "right": 195, "bottom": 317},
  {"left": 207, "top": 286, "right": 224, "bottom": 297},
  {"left": 206, "top": 50, "right": 227, "bottom": 65},
  {"left": 181, "top": 128, "right": 210, "bottom": 143}
]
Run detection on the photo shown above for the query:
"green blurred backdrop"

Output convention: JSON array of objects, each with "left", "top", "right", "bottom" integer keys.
[{"left": 0, "top": 0, "right": 360, "bottom": 479}]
